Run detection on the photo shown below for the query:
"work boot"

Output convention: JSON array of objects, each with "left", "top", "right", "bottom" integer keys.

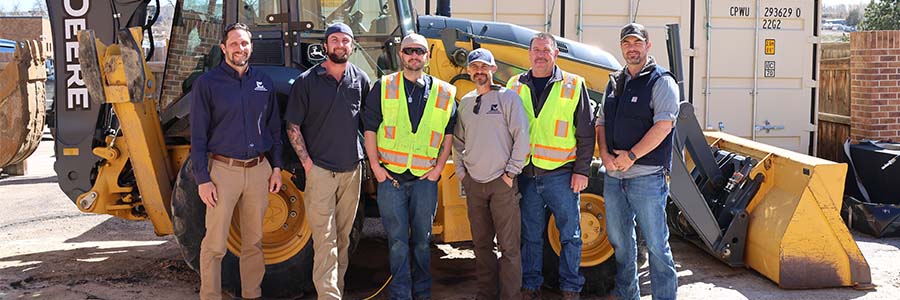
[
  {"left": 522, "top": 288, "right": 541, "bottom": 300},
  {"left": 561, "top": 290, "right": 581, "bottom": 300}
]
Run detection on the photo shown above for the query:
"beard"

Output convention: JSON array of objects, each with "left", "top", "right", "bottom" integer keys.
[
  {"left": 227, "top": 51, "right": 249, "bottom": 66},
  {"left": 403, "top": 59, "right": 424, "bottom": 71},
  {"left": 625, "top": 51, "right": 644, "bottom": 65},
  {"left": 328, "top": 48, "right": 350, "bottom": 64},
  {"left": 472, "top": 73, "right": 490, "bottom": 85}
]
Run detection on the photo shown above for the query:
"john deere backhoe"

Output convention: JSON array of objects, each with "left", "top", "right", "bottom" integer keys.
[{"left": 33, "top": 0, "right": 870, "bottom": 297}]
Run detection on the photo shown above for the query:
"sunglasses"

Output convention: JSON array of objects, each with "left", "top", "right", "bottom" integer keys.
[
  {"left": 401, "top": 47, "right": 427, "bottom": 56},
  {"left": 473, "top": 95, "right": 482, "bottom": 114}
]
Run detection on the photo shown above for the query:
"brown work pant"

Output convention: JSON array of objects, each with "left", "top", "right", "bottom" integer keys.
[
  {"left": 461, "top": 175, "right": 523, "bottom": 300},
  {"left": 199, "top": 157, "right": 271, "bottom": 300},
  {"left": 303, "top": 163, "right": 361, "bottom": 300}
]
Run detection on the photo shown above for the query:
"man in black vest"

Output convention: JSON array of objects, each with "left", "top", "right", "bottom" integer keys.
[{"left": 596, "top": 23, "right": 679, "bottom": 300}]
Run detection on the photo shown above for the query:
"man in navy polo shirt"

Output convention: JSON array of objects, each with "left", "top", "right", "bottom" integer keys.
[
  {"left": 190, "top": 22, "right": 284, "bottom": 300},
  {"left": 597, "top": 23, "right": 679, "bottom": 300},
  {"left": 284, "top": 23, "right": 371, "bottom": 300}
]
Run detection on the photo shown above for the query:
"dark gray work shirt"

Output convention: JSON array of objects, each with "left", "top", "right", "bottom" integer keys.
[
  {"left": 362, "top": 75, "right": 457, "bottom": 182},
  {"left": 284, "top": 63, "right": 371, "bottom": 172},
  {"left": 189, "top": 63, "right": 284, "bottom": 184}
]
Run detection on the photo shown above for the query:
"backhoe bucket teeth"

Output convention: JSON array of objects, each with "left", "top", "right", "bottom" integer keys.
[
  {"left": 0, "top": 40, "right": 47, "bottom": 170},
  {"left": 705, "top": 132, "right": 872, "bottom": 289}
]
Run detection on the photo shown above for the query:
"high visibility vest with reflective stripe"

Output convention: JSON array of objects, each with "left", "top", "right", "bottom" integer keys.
[
  {"left": 377, "top": 72, "right": 456, "bottom": 176},
  {"left": 506, "top": 71, "right": 582, "bottom": 170}
]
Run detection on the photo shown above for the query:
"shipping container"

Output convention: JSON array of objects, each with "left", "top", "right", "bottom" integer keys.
[{"left": 415, "top": 0, "right": 821, "bottom": 154}]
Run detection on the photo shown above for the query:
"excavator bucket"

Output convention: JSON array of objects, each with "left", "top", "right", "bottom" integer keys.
[
  {"left": 0, "top": 40, "right": 47, "bottom": 173},
  {"left": 705, "top": 132, "right": 873, "bottom": 289}
]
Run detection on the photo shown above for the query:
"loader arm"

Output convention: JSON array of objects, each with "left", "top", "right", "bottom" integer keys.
[{"left": 75, "top": 28, "right": 175, "bottom": 235}]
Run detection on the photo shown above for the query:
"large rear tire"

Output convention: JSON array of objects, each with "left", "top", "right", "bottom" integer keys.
[
  {"left": 171, "top": 157, "right": 365, "bottom": 298},
  {"left": 541, "top": 166, "right": 648, "bottom": 296}
]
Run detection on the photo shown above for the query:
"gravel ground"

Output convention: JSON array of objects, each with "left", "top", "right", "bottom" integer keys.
[{"left": 2, "top": 139, "right": 899, "bottom": 299}]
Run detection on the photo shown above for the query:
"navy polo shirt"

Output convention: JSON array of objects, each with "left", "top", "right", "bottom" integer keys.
[
  {"left": 284, "top": 63, "right": 371, "bottom": 172},
  {"left": 190, "top": 63, "right": 284, "bottom": 184}
]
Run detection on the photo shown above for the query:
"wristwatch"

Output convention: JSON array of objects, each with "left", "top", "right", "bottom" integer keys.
[
  {"left": 627, "top": 150, "right": 637, "bottom": 161},
  {"left": 505, "top": 172, "right": 517, "bottom": 180}
]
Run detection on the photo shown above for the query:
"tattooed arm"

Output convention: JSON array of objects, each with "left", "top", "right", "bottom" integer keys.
[{"left": 287, "top": 122, "right": 313, "bottom": 174}]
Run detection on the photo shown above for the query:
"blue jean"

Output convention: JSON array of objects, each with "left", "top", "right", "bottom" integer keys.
[
  {"left": 604, "top": 171, "right": 677, "bottom": 300},
  {"left": 519, "top": 171, "right": 585, "bottom": 292},
  {"left": 377, "top": 179, "right": 438, "bottom": 300}
]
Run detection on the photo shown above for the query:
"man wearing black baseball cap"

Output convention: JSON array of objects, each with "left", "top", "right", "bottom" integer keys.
[
  {"left": 284, "top": 22, "right": 371, "bottom": 299},
  {"left": 453, "top": 48, "right": 530, "bottom": 299},
  {"left": 596, "top": 22, "right": 679, "bottom": 300}
]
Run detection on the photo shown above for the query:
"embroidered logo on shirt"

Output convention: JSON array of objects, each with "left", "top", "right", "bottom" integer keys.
[
  {"left": 487, "top": 103, "right": 501, "bottom": 114},
  {"left": 255, "top": 81, "right": 268, "bottom": 92},
  {"left": 631, "top": 96, "right": 638, "bottom": 103}
]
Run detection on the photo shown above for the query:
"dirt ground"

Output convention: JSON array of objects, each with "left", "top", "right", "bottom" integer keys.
[{"left": 2, "top": 140, "right": 900, "bottom": 300}]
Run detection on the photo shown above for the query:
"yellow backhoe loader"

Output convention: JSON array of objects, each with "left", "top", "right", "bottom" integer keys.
[{"left": 18, "top": 0, "right": 871, "bottom": 297}]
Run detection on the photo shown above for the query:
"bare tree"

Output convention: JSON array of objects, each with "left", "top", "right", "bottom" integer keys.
[{"left": 30, "top": 1, "right": 48, "bottom": 16}]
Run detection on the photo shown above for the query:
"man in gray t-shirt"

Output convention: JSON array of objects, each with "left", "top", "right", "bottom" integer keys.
[
  {"left": 596, "top": 23, "right": 679, "bottom": 300},
  {"left": 453, "top": 48, "right": 530, "bottom": 300}
]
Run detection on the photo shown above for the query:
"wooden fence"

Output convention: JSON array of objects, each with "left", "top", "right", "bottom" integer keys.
[{"left": 817, "top": 42, "right": 851, "bottom": 163}]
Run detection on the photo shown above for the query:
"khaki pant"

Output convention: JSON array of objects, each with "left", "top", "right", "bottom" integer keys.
[
  {"left": 200, "top": 157, "right": 271, "bottom": 300},
  {"left": 304, "top": 163, "right": 361, "bottom": 300},
  {"left": 461, "top": 175, "right": 523, "bottom": 300}
]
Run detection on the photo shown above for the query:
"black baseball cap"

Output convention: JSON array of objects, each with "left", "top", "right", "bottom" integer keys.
[{"left": 620, "top": 23, "right": 649, "bottom": 42}]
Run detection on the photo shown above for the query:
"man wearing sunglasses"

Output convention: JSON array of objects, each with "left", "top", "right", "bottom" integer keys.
[
  {"left": 507, "top": 32, "right": 595, "bottom": 300},
  {"left": 362, "top": 33, "right": 457, "bottom": 300},
  {"left": 452, "top": 48, "right": 530, "bottom": 300}
]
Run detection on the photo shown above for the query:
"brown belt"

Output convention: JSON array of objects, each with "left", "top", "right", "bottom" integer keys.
[{"left": 210, "top": 153, "right": 266, "bottom": 168}]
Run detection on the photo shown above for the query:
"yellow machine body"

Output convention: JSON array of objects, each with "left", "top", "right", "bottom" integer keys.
[{"left": 704, "top": 131, "right": 871, "bottom": 289}]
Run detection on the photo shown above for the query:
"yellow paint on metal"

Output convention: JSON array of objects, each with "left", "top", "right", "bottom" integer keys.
[
  {"left": 227, "top": 170, "right": 311, "bottom": 265},
  {"left": 166, "top": 145, "right": 191, "bottom": 175},
  {"left": 76, "top": 136, "right": 141, "bottom": 221},
  {"left": 423, "top": 38, "right": 614, "bottom": 99},
  {"left": 548, "top": 192, "right": 615, "bottom": 267},
  {"left": 704, "top": 131, "right": 871, "bottom": 289},
  {"left": 434, "top": 160, "right": 472, "bottom": 243},
  {"left": 63, "top": 148, "right": 80, "bottom": 156},
  {"left": 78, "top": 28, "right": 175, "bottom": 236}
]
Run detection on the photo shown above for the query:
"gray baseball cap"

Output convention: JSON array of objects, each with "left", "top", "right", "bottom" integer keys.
[{"left": 467, "top": 48, "right": 495, "bottom": 66}]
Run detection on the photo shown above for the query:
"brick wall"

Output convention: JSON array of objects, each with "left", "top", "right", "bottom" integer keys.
[
  {"left": 0, "top": 17, "right": 53, "bottom": 63},
  {"left": 158, "top": 12, "right": 222, "bottom": 108},
  {"left": 850, "top": 30, "right": 900, "bottom": 142}
]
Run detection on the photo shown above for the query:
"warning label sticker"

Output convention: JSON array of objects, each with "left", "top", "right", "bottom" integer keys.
[{"left": 765, "top": 39, "right": 776, "bottom": 55}]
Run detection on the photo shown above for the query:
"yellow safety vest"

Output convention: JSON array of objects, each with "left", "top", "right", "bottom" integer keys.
[
  {"left": 506, "top": 71, "right": 583, "bottom": 170},
  {"left": 377, "top": 72, "right": 456, "bottom": 176}
]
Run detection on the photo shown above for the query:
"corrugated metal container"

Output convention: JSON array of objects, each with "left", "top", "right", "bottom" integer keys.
[{"left": 416, "top": 0, "right": 821, "bottom": 154}]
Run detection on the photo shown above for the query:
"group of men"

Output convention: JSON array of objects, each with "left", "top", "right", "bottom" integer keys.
[{"left": 190, "top": 20, "right": 679, "bottom": 300}]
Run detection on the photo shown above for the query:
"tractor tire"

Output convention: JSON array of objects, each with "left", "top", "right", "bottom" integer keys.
[
  {"left": 541, "top": 168, "right": 648, "bottom": 296},
  {"left": 171, "top": 156, "right": 365, "bottom": 298}
]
